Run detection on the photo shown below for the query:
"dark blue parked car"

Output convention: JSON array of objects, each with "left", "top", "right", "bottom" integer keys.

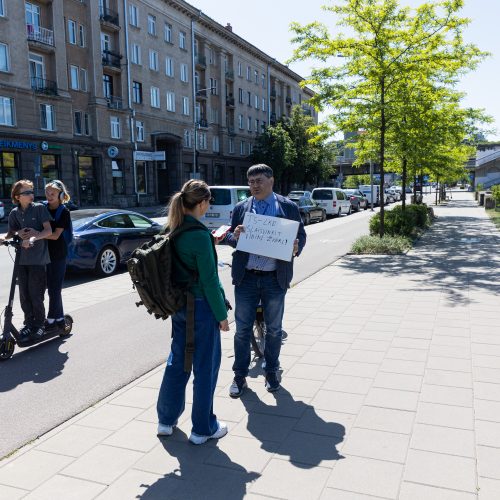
[{"left": 67, "top": 209, "right": 163, "bottom": 275}]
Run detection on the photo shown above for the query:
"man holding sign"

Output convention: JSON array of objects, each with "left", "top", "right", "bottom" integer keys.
[{"left": 223, "top": 164, "right": 306, "bottom": 397}]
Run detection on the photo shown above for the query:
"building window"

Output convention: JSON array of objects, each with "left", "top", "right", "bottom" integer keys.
[
  {"left": 255, "top": 119, "right": 259, "bottom": 132},
  {"left": 0, "top": 0, "right": 4, "bottom": 17},
  {"left": 41, "top": 154, "right": 60, "bottom": 184},
  {"left": 209, "top": 78, "right": 217, "bottom": 95},
  {"left": 68, "top": 20, "right": 77, "bottom": 44},
  {"left": 237, "top": 61, "right": 242, "bottom": 77},
  {"left": 132, "top": 81, "right": 142, "bottom": 104},
  {"left": 165, "top": 57, "right": 174, "bottom": 77},
  {"left": 40, "top": 104, "right": 55, "bottom": 131},
  {"left": 208, "top": 48, "right": 215, "bottom": 65},
  {"left": 0, "top": 152, "right": 19, "bottom": 199},
  {"left": 254, "top": 95, "right": 259, "bottom": 109},
  {"left": 103, "top": 74, "right": 112, "bottom": 97},
  {"left": 131, "top": 44, "right": 141, "bottom": 65},
  {"left": 149, "top": 50, "right": 158, "bottom": 71},
  {"left": 238, "top": 88, "right": 243, "bottom": 103},
  {"left": 110, "top": 116, "right": 121, "bottom": 139},
  {"left": 212, "top": 135, "right": 219, "bottom": 153},
  {"left": 209, "top": 107, "right": 218, "bottom": 124},
  {"left": 240, "top": 140, "right": 245, "bottom": 155},
  {"left": 83, "top": 112, "right": 90, "bottom": 135},
  {"left": 246, "top": 66, "right": 251, "bottom": 80},
  {"left": 182, "top": 96, "right": 189, "bottom": 115},
  {"left": 247, "top": 116, "right": 252, "bottom": 131},
  {"left": 247, "top": 91, "right": 251, "bottom": 106},
  {"left": 164, "top": 23, "right": 172, "bottom": 43},
  {"left": 129, "top": 4, "right": 139, "bottom": 27},
  {"left": 229, "top": 137, "right": 234, "bottom": 154},
  {"left": 180, "top": 63, "right": 188, "bottom": 82},
  {"left": 248, "top": 142, "right": 253, "bottom": 155},
  {"left": 147, "top": 15, "right": 156, "bottom": 36},
  {"left": 184, "top": 129, "right": 192, "bottom": 148},
  {"left": 262, "top": 73, "right": 266, "bottom": 88},
  {"left": 198, "top": 131, "right": 207, "bottom": 150},
  {"left": 80, "top": 68, "right": 88, "bottom": 91},
  {"left": 179, "top": 31, "right": 186, "bottom": 49},
  {"left": 112, "top": 160, "right": 125, "bottom": 194},
  {"left": 74, "top": 111, "right": 82, "bottom": 135},
  {"left": 254, "top": 70, "right": 258, "bottom": 84},
  {"left": 136, "top": 161, "right": 147, "bottom": 193},
  {"left": 150, "top": 86, "right": 160, "bottom": 108},
  {"left": 262, "top": 97, "right": 266, "bottom": 111},
  {"left": 136, "top": 120, "right": 144, "bottom": 142},
  {"left": 238, "top": 114, "right": 243, "bottom": 129},
  {"left": 70, "top": 65, "right": 79, "bottom": 90},
  {"left": 166, "top": 91, "right": 175, "bottom": 112},
  {"left": 78, "top": 25, "right": 85, "bottom": 47},
  {"left": 0, "top": 43, "right": 9, "bottom": 72}
]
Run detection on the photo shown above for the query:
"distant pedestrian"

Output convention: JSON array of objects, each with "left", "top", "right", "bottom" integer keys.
[
  {"left": 156, "top": 179, "right": 230, "bottom": 445},
  {"left": 224, "top": 164, "right": 306, "bottom": 398},
  {"left": 0, "top": 180, "right": 52, "bottom": 339},
  {"left": 44, "top": 180, "right": 72, "bottom": 331}
]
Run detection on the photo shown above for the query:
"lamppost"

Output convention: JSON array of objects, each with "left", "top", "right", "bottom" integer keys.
[{"left": 192, "top": 86, "right": 215, "bottom": 179}]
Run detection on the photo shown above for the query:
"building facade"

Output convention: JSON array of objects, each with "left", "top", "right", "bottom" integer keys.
[{"left": 0, "top": 0, "right": 316, "bottom": 209}]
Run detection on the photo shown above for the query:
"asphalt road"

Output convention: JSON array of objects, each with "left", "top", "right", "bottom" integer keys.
[{"left": 0, "top": 207, "right": 377, "bottom": 458}]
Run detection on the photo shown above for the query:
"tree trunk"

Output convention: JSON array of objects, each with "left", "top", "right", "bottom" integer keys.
[
  {"left": 402, "top": 157, "right": 407, "bottom": 210},
  {"left": 379, "top": 77, "right": 386, "bottom": 238}
]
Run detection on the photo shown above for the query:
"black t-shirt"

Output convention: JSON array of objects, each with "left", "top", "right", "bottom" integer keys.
[{"left": 47, "top": 205, "right": 71, "bottom": 261}]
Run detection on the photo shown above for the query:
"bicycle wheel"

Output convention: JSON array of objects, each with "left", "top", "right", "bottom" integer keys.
[{"left": 251, "top": 320, "right": 266, "bottom": 358}]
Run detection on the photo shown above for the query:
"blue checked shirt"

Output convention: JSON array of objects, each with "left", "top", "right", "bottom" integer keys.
[{"left": 246, "top": 192, "right": 279, "bottom": 271}]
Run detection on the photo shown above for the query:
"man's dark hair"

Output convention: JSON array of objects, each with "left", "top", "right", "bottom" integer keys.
[{"left": 247, "top": 164, "right": 273, "bottom": 178}]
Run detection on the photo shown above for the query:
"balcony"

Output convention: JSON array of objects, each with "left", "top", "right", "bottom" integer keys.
[
  {"left": 106, "top": 95, "right": 123, "bottom": 109},
  {"left": 31, "top": 77, "right": 58, "bottom": 96},
  {"left": 102, "top": 50, "right": 122, "bottom": 70},
  {"left": 99, "top": 6, "right": 119, "bottom": 28},
  {"left": 226, "top": 97, "right": 235, "bottom": 107},
  {"left": 26, "top": 24, "right": 55, "bottom": 48},
  {"left": 197, "top": 118, "right": 208, "bottom": 128},
  {"left": 196, "top": 88, "right": 207, "bottom": 99},
  {"left": 195, "top": 55, "right": 206, "bottom": 68},
  {"left": 225, "top": 69, "right": 234, "bottom": 80}
]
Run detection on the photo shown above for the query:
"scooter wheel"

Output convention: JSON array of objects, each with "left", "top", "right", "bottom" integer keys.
[
  {"left": 0, "top": 338, "right": 15, "bottom": 361},
  {"left": 60, "top": 314, "right": 73, "bottom": 337}
]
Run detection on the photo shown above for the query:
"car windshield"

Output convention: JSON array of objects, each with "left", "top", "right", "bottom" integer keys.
[
  {"left": 209, "top": 189, "right": 231, "bottom": 205},
  {"left": 312, "top": 190, "right": 333, "bottom": 200},
  {"left": 71, "top": 217, "right": 95, "bottom": 230}
]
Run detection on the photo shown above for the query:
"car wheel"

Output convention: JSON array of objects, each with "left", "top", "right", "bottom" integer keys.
[
  {"left": 96, "top": 246, "right": 119, "bottom": 276},
  {"left": 347, "top": 206, "right": 352, "bottom": 215},
  {"left": 336, "top": 208, "right": 342, "bottom": 218}
]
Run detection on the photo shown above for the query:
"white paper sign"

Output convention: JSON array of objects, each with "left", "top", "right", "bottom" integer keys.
[{"left": 236, "top": 213, "right": 299, "bottom": 262}]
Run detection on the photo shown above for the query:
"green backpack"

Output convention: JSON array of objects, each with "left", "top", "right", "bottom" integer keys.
[{"left": 127, "top": 222, "right": 203, "bottom": 371}]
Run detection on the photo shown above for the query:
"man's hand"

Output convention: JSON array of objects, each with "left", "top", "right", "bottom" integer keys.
[
  {"left": 233, "top": 225, "right": 245, "bottom": 241},
  {"left": 21, "top": 238, "right": 35, "bottom": 249},
  {"left": 293, "top": 239, "right": 299, "bottom": 257},
  {"left": 219, "top": 319, "right": 229, "bottom": 331}
]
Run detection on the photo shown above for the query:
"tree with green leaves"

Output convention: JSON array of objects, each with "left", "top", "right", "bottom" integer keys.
[{"left": 290, "top": 0, "right": 488, "bottom": 236}]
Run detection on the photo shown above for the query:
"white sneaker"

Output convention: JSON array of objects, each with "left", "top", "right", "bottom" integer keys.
[
  {"left": 189, "top": 421, "right": 228, "bottom": 445},
  {"left": 157, "top": 423, "right": 175, "bottom": 436}
]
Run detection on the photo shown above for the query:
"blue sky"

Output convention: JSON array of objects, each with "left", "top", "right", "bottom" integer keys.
[{"left": 192, "top": 0, "right": 500, "bottom": 140}]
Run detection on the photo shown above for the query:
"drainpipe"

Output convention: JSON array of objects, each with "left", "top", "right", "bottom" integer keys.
[
  {"left": 123, "top": 0, "right": 139, "bottom": 206},
  {"left": 191, "top": 17, "right": 197, "bottom": 178}
]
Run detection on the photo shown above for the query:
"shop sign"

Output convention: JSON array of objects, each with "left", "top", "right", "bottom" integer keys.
[
  {"left": 0, "top": 139, "right": 38, "bottom": 151},
  {"left": 134, "top": 150, "right": 166, "bottom": 161},
  {"left": 107, "top": 146, "right": 119, "bottom": 158}
]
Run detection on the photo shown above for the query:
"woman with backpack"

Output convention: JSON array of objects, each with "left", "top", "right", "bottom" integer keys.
[
  {"left": 157, "top": 179, "right": 230, "bottom": 445},
  {"left": 44, "top": 180, "right": 72, "bottom": 332}
]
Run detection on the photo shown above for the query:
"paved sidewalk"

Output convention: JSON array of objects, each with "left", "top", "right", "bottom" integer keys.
[{"left": 1, "top": 192, "right": 499, "bottom": 499}]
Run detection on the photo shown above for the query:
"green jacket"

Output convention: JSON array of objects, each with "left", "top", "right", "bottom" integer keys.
[{"left": 173, "top": 216, "right": 227, "bottom": 322}]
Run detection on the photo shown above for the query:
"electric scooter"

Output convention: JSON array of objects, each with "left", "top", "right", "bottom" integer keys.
[{"left": 0, "top": 238, "right": 73, "bottom": 361}]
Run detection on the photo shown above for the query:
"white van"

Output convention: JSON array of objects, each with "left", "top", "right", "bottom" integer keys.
[
  {"left": 200, "top": 185, "right": 251, "bottom": 229},
  {"left": 311, "top": 188, "right": 351, "bottom": 217},
  {"left": 359, "top": 184, "right": 380, "bottom": 206}
]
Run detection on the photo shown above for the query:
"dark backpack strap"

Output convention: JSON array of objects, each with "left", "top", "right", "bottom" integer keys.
[{"left": 184, "top": 291, "right": 196, "bottom": 372}]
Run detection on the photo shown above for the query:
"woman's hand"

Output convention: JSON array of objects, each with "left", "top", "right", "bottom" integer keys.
[{"left": 219, "top": 319, "right": 229, "bottom": 331}]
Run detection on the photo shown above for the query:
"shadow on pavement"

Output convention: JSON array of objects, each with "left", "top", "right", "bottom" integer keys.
[
  {"left": 0, "top": 338, "right": 69, "bottom": 392},
  {"left": 138, "top": 430, "right": 260, "bottom": 500},
  {"left": 240, "top": 388, "right": 345, "bottom": 468}
]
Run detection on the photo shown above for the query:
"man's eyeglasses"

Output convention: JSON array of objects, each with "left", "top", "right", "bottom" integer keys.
[
  {"left": 248, "top": 178, "right": 267, "bottom": 186},
  {"left": 19, "top": 190, "right": 34, "bottom": 196}
]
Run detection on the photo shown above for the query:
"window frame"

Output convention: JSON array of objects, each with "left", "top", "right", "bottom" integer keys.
[
  {"left": 67, "top": 19, "right": 77, "bottom": 45},
  {"left": 166, "top": 91, "right": 175, "bottom": 112},
  {"left": 110, "top": 116, "right": 121, "bottom": 139},
  {"left": 40, "top": 103, "right": 55, "bottom": 131},
  {"left": 149, "top": 49, "right": 158, "bottom": 71},
  {"left": 0, "top": 42, "right": 9, "bottom": 72},
  {"left": 147, "top": 14, "right": 156, "bottom": 36},
  {"left": 129, "top": 4, "right": 139, "bottom": 27},
  {"left": 70, "top": 64, "right": 79, "bottom": 90},
  {"left": 150, "top": 86, "right": 160, "bottom": 108},
  {"left": 135, "top": 120, "right": 144, "bottom": 142}
]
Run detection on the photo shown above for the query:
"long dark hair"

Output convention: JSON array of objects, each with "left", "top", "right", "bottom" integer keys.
[{"left": 167, "top": 179, "right": 211, "bottom": 231}]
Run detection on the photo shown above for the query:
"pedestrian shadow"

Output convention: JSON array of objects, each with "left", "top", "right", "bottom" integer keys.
[
  {"left": 240, "top": 387, "right": 345, "bottom": 468},
  {"left": 137, "top": 430, "right": 260, "bottom": 500},
  {"left": 0, "top": 338, "right": 69, "bottom": 392}
]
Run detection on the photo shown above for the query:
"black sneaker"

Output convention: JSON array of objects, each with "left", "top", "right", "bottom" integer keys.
[
  {"left": 30, "top": 327, "right": 45, "bottom": 339},
  {"left": 19, "top": 325, "right": 31, "bottom": 338},
  {"left": 229, "top": 376, "right": 247, "bottom": 398},
  {"left": 265, "top": 372, "right": 280, "bottom": 393}
]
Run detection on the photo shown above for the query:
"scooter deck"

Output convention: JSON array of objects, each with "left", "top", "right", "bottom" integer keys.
[{"left": 17, "top": 327, "right": 65, "bottom": 348}]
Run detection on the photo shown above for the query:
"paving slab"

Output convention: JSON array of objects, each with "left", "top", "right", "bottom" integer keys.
[{"left": 2, "top": 192, "right": 499, "bottom": 499}]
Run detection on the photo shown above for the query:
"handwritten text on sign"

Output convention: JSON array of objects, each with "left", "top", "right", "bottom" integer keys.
[{"left": 236, "top": 213, "right": 299, "bottom": 262}]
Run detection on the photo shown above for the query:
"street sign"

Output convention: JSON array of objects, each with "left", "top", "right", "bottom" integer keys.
[{"left": 134, "top": 150, "right": 166, "bottom": 161}]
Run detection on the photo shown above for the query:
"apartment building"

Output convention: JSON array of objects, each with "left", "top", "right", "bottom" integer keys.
[{"left": 0, "top": 0, "right": 316, "bottom": 208}]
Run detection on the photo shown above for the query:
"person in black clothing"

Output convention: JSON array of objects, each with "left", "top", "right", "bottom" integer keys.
[{"left": 43, "top": 180, "right": 72, "bottom": 331}]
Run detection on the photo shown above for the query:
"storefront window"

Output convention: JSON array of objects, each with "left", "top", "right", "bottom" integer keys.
[
  {"left": 0, "top": 152, "right": 18, "bottom": 199},
  {"left": 112, "top": 160, "right": 125, "bottom": 195},
  {"left": 41, "top": 154, "right": 60, "bottom": 184},
  {"left": 136, "top": 161, "right": 147, "bottom": 194},
  {"left": 78, "top": 155, "right": 98, "bottom": 205}
]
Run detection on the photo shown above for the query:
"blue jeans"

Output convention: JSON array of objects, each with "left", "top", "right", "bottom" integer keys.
[
  {"left": 157, "top": 298, "right": 221, "bottom": 437},
  {"left": 233, "top": 271, "right": 286, "bottom": 377},
  {"left": 47, "top": 258, "right": 66, "bottom": 319}
]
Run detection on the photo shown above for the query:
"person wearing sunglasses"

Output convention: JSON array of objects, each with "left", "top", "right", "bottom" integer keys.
[{"left": 0, "top": 180, "right": 52, "bottom": 339}]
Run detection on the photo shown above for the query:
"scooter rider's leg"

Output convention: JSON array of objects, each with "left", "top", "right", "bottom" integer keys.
[
  {"left": 17, "top": 265, "right": 33, "bottom": 336},
  {"left": 29, "top": 265, "right": 47, "bottom": 338}
]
